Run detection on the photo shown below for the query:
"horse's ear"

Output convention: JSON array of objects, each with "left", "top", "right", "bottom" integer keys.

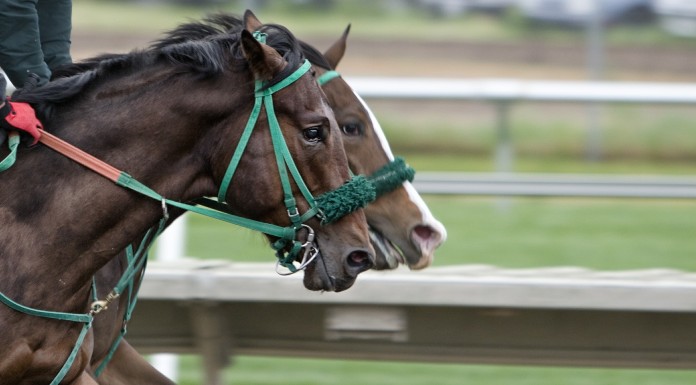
[
  {"left": 243, "top": 9, "right": 263, "bottom": 33},
  {"left": 240, "top": 29, "right": 284, "bottom": 80},
  {"left": 323, "top": 24, "right": 351, "bottom": 70}
]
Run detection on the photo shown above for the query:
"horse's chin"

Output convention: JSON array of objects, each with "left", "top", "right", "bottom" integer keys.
[
  {"left": 302, "top": 253, "right": 356, "bottom": 292},
  {"left": 369, "top": 226, "right": 436, "bottom": 271}
]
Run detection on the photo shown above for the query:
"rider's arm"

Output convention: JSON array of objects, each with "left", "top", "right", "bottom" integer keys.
[{"left": 0, "top": 76, "right": 43, "bottom": 145}]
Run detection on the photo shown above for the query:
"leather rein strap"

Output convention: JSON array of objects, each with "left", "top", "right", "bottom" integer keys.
[{"left": 39, "top": 130, "right": 121, "bottom": 182}]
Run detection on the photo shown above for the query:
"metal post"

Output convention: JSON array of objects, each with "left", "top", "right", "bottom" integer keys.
[
  {"left": 586, "top": 0, "right": 604, "bottom": 161},
  {"left": 494, "top": 101, "right": 513, "bottom": 173},
  {"left": 150, "top": 214, "right": 188, "bottom": 381},
  {"left": 494, "top": 101, "right": 513, "bottom": 211},
  {"left": 191, "top": 304, "right": 230, "bottom": 385}
]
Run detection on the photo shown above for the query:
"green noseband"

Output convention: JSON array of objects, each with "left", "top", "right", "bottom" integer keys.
[
  {"left": 214, "top": 52, "right": 376, "bottom": 273},
  {"left": 212, "top": 62, "right": 416, "bottom": 273}
]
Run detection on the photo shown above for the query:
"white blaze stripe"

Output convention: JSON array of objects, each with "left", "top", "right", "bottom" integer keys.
[
  {"left": 352, "top": 90, "right": 448, "bottom": 242},
  {"left": 352, "top": 91, "right": 395, "bottom": 161}
]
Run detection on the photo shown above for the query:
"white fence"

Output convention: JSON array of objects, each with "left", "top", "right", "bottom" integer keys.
[
  {"left": 413, "top": 172, "right": 696, "bottom": 198},
  {"left": 7, "top": 77, "right": 696, "bottom": 382},
  {"left": 347, "top": 77, "right": 696, "bottom": 104},
  {"left": 131, "top": 78, "right": 696, "bottom": 383},
  {"left": 348, "top": 77, "right": 696, "bottom": 172},
  {"left": 132, "top": 261, "right": 696, "bottom": 384}
]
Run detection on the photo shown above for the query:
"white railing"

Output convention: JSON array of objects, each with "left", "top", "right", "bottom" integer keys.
[
  {"left": 346, "top": 77, "right": 696, "bottom": 104},
  {"left": 8, "top": 77, "right": 696, "bottom": 380},
  {"left": 131, "top": 261, "right": 696, "bottom": 384},
  {"left": 413, "top": 172, "right": 696, "bottom": 198},
  {"left": 347, "top": 77, "right": 696, "bottom": 172}
]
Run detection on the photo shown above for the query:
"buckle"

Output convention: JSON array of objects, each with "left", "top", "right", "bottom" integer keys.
[{"left": 275, "top": 225, "right": 319, "bottom": 276}]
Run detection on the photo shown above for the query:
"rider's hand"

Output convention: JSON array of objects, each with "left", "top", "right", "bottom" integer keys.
[
  {"left": 1, "top": 74, "right": 43, "bottom": 145},
  {"left": 0, "top": 101, "right": 43, "bottom": 146}
]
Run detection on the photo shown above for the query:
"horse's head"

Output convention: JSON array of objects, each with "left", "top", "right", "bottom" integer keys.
[
  {"left": 142, "top": 12, "right": 443, "bottom": 272},
  {"left": 28, "top": 12, "right": 374, "bottom": 292},
  {"left": 206, "top": 12, "right": 374, "bottom": 291},
  {"left": 310, "top": 26, "right": 447, "bottom": 270}
]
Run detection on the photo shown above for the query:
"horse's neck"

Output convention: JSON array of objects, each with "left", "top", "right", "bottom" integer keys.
[
  {"left": 0, "top": 66, "right": 255, "bottom": 311},
  {"left": 0, "top": 118, "right": 211, "bottom": 311}
]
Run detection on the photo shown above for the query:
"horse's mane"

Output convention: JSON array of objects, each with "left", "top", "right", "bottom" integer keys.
[
  {"left": 151, "top": 13, "right": 333, "bottom": 71},
  {"left": 299, "top": 41, "right": 332, "bottom": 71},
  {"left": 151, "top": 13, "right": 310, "bottom": 86},
  {"left": 14, "top": 13, "right": 305, "bottom": 120}
]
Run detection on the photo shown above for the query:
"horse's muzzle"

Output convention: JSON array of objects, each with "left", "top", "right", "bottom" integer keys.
[{"left": 302, "top": 247, "right": 373, "bottom": 292}]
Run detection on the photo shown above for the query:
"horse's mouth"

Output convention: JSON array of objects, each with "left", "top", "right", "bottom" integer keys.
[
  {"left": 369, "top": 227, "right": 405, "bottom": 270},
  {"left": 302, "top": 249, "right": 356, "bottom": 292}
]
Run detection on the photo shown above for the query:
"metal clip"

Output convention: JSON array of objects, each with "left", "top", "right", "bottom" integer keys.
[
  {"left": 275, "top": 225, "right": 319, "bottom": 276},
  {"left": 161, "top": 198, "right": 169, "bottom": 221},
  {"left": 89, "top": 292, "right": 120, "bottom": 315},
  {"left": 299, "top": 224, "right": 315, "bottom": 247},
  {"left": 90, "top": 300, "right": 109, "bottom": 315}
]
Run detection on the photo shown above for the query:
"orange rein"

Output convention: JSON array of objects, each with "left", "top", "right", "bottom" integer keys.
[{"left": 38, "top": 130, "right": 122, "bottom": 182}]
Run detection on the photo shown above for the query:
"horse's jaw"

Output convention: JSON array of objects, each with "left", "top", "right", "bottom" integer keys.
[
  {"left": 369, "top": 227, "right": 404, "bottom": 270},
  {"left": 302, "top": 252, "right": 356, "bottom": 292},
  {"left": 369, "top": 222, "right": 446, "bottom": 271},
  {"left": 366, "top": 181, "right": 448, "bottom": 271}
]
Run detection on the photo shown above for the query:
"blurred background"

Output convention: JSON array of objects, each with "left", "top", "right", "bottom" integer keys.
[{"left": 61, "top": 0, "right": 696, "bottom": 383}]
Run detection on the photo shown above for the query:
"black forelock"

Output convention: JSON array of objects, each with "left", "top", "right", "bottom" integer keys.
[
  {"left": 151, "top": 13, "right": 243, "bottom": 51},
  {"left": 254, "top": 23, "right": 305, "bottom": 88},
  {"left": 154, "top": 13, "right": 307, "bottom": 89}
]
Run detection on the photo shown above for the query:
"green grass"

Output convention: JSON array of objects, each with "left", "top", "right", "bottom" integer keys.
[
  {"left": 376, "top": 103, "right": 696, "bottom": 173},
  {"left": 171, "top": 191, "right": 696, "bottom": 384},
  {"left": 171, "top": 355, "right": 696, "bottom": 385},
  {"left": 182, "top": 196, "right": 696, "bottom": 271}
]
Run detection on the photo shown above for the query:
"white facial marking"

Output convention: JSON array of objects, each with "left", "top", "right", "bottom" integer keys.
[{"left": 352, "top": 90, "right": 447, "bottom": 243}]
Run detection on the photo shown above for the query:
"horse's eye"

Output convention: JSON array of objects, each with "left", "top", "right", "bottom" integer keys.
[
  {"left": 341, "top": 123, "right": 363, "bottom": 137},
  {"left": 303, "top": 126, "right": 323, "bottom": 143}
]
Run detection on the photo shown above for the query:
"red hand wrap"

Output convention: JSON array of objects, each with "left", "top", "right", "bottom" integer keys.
[{"left": 2, "top": 101, "right": 43, "bottom": 145}]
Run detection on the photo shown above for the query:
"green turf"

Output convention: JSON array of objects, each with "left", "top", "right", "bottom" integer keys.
[
  {"left": 171, "top": 355, "right": 696, "bottom": 385},
  {"left": 181, "top": 195, "right": 696, "bottom": 271}
]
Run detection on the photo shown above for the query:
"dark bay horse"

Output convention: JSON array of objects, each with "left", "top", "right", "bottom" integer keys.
[
  {"left": 0, "top": 13, "right": 374, "bottom": 385},
  {"left": 144, "top": 11, "right": 447, "bottom": 270},
  {"left": 308, "top": 26, "right": 447, "bottom": 270},
  {"left": 81, "top": 13, "right": 447, "bottom": 385}
]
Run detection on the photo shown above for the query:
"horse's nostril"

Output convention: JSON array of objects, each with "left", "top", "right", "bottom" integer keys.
[
  {"left": 413, "top": 225, "right": 435, "bottom": 241},
  {"left": 346, "top": 250, "right": 373, "bottom": 270}
]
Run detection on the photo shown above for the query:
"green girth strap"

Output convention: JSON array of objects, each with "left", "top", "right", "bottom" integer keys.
[
  {"left": 0, "top": 291, "right": 92, "bottom": 323},
  {"left": 93, "top": 244, "right": 146, "bottom": 378},
  {"left": 0, "top": 287, "right": 94, "bottom": 385}
]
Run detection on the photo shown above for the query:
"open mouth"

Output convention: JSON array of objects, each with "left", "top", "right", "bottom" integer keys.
[{"left": 368, "top": 227, "right": 405, "bottom": 270}]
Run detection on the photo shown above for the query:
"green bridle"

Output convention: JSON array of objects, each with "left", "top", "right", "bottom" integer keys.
[
  {"left": 210, "top": 56, "right": 378, "bottom": 273},
  {"left": 317, "top": 69, "right": 416, "bottom": 198},
  {"left": 0, "top": 33, "right": 419, "bottom": 385}
]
